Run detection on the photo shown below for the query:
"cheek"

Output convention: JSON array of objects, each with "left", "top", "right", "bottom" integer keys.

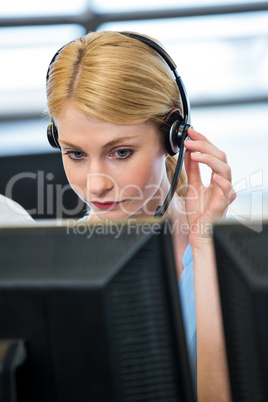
[
  {"left": 62, "top": 159, "right": 87, "bottom": 197},
  {"left": 119, "top": 155, "right": 165, "bottom": 196}
]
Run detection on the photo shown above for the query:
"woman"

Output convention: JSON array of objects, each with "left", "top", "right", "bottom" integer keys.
[{"left": 46, "top": 31, "right": 236, "bottom": 401}]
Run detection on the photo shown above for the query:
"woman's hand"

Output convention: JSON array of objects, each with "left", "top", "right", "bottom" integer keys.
[
  {"left": 183, "top": 127, "right": 236, "bottom": 249},
  {"left": 184, "top": 128, "right": 234, "bottom": 401}
]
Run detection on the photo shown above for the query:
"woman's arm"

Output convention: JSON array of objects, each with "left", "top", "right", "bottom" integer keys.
[
  {"left": 192, "top": 240, "right": 231, "bottom": 402},
  {"left": 183, "top": 128, "right": 236, "bottom": 401}
]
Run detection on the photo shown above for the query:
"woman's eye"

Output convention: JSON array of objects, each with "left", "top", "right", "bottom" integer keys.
[
  {"left": 113, "top": 149, "right": 133, "bottom": 159},
  {"left": 64, "top": 151, "right": 85, "bottom": 160}
]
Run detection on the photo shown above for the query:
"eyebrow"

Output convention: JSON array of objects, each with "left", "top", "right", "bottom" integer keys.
[{"left": 59, "top": 136, "right": 140, "bottom": 149}]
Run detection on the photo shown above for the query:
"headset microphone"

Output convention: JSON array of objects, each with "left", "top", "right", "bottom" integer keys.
[
  {"left": 46, "top": 32, "right": 191, "bottom": 218},
  {"left": 155, "top": 120, "right": 190, "bottom": 217}
]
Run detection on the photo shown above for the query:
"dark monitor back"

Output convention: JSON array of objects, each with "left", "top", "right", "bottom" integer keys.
[
  {"left": 0, "top": 153, "right": 86, "bottom": 220},
  {"left": 213, "top": 221, "right": 268, "bottom": 402},
  {"left": 0, "top": 220, "right": 194, "bottom": 402}
]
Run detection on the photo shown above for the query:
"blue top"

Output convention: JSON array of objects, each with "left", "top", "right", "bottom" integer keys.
[{"left": 179, "top": 243, "right": 197, "bottom": 397}]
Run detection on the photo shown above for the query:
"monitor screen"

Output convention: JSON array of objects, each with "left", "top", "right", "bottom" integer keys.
[
  {"left": 213, "top": 220, "right": 268, "bottom": 402},
  {"left": 0, "top": 220, "right": 194, "bottom": 402}
]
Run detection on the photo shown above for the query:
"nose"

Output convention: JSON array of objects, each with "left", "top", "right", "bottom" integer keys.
[{"left": 86, "top": 172, "right": 114, "bottom": 197}]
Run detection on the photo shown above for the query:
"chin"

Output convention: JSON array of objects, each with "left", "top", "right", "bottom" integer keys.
[
  {"left": 91, "top": 208, "right": 153, "bottom": 221},
  {"left": 89, "top": 198, "right": 158, "bottom": 221}
]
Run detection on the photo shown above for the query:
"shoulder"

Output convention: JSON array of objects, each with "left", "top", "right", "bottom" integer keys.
[
  {"left": 0, "top": 195, "right": 34, "bottom": 224},
  {"left": 78, "top": 211, "right": 99, "bottom": 223},
  {"left": 78, "top": 215, "right": 89, "bottom": 222}
]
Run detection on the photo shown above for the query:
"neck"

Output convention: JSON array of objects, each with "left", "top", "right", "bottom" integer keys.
[{"left": 163, "top": 194, "right": 190, "bottom": 280}]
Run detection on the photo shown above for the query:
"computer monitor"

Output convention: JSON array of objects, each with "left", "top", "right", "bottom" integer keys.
[
  {"left": 0, "top": 220, "right": 194, "bottom": 402},
  {"left": 213, "top": 220, "right": 268, "bottom": 402}
]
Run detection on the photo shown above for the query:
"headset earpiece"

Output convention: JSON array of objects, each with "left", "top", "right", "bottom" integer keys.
[
  {"left": 164, "top": 111, "right": 185, "bottom": 156},
  {"left": 47, "top": 121, "right": 60, "bottom": 149}
]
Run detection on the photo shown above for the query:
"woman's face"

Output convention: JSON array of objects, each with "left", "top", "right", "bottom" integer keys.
[{"left": 54, "top": 105, "right": 168, "bottom": 220}]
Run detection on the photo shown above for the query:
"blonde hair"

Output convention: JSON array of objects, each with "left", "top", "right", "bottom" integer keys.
[{"left": 46, "top": 31, "right": 187, "bottom": 196}]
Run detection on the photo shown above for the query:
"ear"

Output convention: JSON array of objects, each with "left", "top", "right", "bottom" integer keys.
[
  {"left": 164, "top": 108, "right": 182, "bottom": 157},
  {"left": 167, "top": 107, "right": 181, "bottom": 117},
  {"left": 164, "top": 109, "right": 184, "bottom": 156}
]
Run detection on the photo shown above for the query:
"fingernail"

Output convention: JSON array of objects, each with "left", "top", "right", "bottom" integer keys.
[{"left": 191, "top": 152, "right": 199, "bottom": 158}]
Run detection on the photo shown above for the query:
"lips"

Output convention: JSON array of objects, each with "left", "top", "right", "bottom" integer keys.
[{"left": 91, "top": 201, "right": 122, "bottom": 210}]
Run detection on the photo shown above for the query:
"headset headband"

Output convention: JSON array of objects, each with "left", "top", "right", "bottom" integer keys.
[{"left": 120, "top": 32, "right": 191, "bottom": 126}]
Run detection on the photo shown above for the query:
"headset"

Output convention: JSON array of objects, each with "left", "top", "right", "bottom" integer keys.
[{"left": 46, "top": 32, "right": 191, "bottom": 218}]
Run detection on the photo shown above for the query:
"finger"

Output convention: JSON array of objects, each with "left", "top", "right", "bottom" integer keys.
[
  {"left": 184, "top": 150, "right": 202, "bottom": 186},
  {"left": 190, "top": 152, "right": 232, "bottom": 182},
  {"left": 184, "top": 138, "right": 227, "bottom": 164},
  {"left": 212, "top": 174, "right": 237, "bottom": 204},
  {"left": 187, "top": 127, "right": 213, "bottom": 145},
  {"left": 205, "top": 177, "right": 236, "bottom": 219},
  {"left": 203, "top": 188, "right": 234, "bottom": 222}
]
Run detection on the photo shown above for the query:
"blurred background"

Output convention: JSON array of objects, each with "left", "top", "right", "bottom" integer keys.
[{"left": 0, "top": 0, "right": 268, "bottom": 223}]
